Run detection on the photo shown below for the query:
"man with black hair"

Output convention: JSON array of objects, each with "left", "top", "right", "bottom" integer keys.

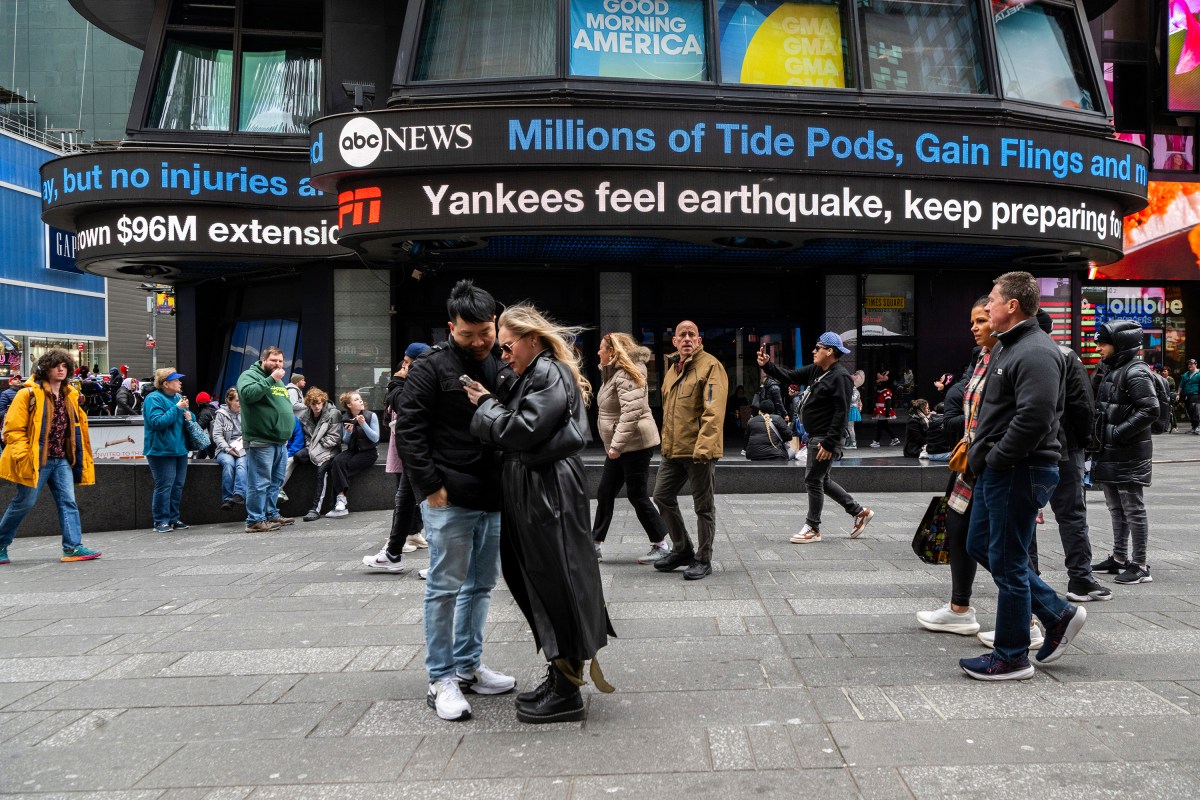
[
  {"left": 1179, "top": 358, "right": 1200, "bottom": 433},
  {"left": 395, "top": 280, "right": 515, "bottom": 721},
  {"left": 1034, "top": 310, "right": 1111, "bottom": 602},
  {"left": 960, "top": 271, "right": 1085, "bottom": 681},
  {"left": 759, "top": 331, "right": 873, "bottom": 544}
]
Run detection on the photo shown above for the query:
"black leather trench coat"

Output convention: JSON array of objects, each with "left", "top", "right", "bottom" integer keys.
[{"left": 470, "top": 350, "right": 615, "bottom": 662}]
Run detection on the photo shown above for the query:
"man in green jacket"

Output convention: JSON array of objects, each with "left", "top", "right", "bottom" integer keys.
[{"left": 236, "top": 346, "right": 295, "bottom": 532}]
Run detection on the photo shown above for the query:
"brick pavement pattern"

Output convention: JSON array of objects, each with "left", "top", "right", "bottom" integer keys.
[{"left": 2, "top": 436, "right": 1200, "bottom": 798}]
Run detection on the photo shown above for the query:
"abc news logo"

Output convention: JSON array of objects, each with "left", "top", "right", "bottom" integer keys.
[{"left": 338, "top": 117, "right": 473, "bottom": 168}]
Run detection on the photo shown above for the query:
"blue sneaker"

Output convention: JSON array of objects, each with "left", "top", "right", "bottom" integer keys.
[
  {"left": 0, "top": 547, "right": 9, "bottom": 565},
  {"left": 170, "top": 521, "right": 190, "bottom": 531},
  {"left": 153, "top": 523, "right": 172, "bottom": 533},
  {"left": 61, "top": 545, "right": 101, "bottom": 562},
  {"left": 960, "top": 652, "right": 1034, "bottom": 681}
]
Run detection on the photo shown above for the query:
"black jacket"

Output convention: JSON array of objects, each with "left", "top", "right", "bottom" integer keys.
[
  {"left": 1091, "top": 322, "right": 1158, "bottom": 486},
  {"left": 394, "top": 340, "right": 504, "bottom": 511},
  {"left": 757, "top": 377, "right": 788, "bottom": 419},
  {"left": 903, "top": 415, "right": 928, "bottom": 458},
  {"left": 967, "top": 319, "right": 1064, "bottom": 475},
  {"left": 744, "top": 412, "right": 791, "bottom": 461},
  {"left": 762, "top": 360, "right": 851, "bottom": 453},
  {"left": 470, "top": 351, "right": 613, "bottom": 661},
  {"left": 1057, "top": 344, "right": 1096, "bottom": 454}
]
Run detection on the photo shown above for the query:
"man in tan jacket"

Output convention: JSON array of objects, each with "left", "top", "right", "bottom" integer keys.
[{"left": 652, "top": 320, "right": 728, "bottom": 580}]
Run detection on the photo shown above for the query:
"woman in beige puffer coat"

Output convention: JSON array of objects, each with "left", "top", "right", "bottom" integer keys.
[{"left": 591, "top": 332, "right": 672, "bottom": 564}]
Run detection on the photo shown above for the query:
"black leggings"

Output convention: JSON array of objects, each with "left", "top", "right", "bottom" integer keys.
[
  {"left": 874, "top": 419, "right": 896, "bottom": 443},
  {"left": 591, "top": 447, "right": 668, "bottom": 544},
  {"left": 947, "top": 505, "right": 977, "bottom": 608},
  {"left": 329, "top": 448, "right": 377, "bottom": 497},
  {"left": 386, "top": 470, "right": 423, "bottom": 556}
]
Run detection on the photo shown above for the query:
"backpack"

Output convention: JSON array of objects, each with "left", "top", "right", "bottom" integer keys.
[
  {"left": 1147, "top": 367, "right": 1172, "bottom": 434},
  {"left": 0, "top": 388, "right": 35, "bottom": 441}
]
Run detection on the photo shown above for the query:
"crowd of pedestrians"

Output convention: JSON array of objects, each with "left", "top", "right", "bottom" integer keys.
[{"left": 0, "top": 270, "right": 1189, "bottom": 715}]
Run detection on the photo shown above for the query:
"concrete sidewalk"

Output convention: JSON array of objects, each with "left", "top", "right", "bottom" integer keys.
[{"left": 2, "top": 441, "right": 1200, "bottom": 798}]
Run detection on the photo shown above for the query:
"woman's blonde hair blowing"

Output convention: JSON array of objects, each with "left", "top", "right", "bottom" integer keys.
[
  {"left": 601, "top": 332, "right": 646, "bottom": 388},
  {"left": 499, "top": 303, "right": 592, "bottom": 406}
]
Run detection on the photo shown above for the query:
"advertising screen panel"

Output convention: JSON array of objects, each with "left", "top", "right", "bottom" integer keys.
[
  {"left": 570, "top": 0, "right": 707, "bottom": 81},
  {"left": 718, "top": 2, "right": 846, "bottom": 88},
  {"left": 1168, "top": 0, "right": 1200, "bottom": 111}
]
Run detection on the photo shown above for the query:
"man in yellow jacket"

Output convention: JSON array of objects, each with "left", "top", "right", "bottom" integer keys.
[
  {"left": 0, "top": 348, "right": 99, "bottom": 564},
  {"left": 652, "top": 320, "right": 728, "bottom": 580}
]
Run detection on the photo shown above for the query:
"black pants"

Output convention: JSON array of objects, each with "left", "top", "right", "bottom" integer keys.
[
  {"left": 591, "top": 447, "right": 668, "bottom": 544},
  {"left": 329, "top": 449, "right": 377, "bottom": 497},
  {"left": 1047, "top": 448, "right": 1093, "bottom": 581},
  {"left": 1186, "top": 395, "right": 1200, "bottom": 430},
  {"left": 874, "top": 419, "right": 896, "bottom": 443},
  {"left": 803, "top": 443, "right": 862, "bottom": 530},
  {"left": 947, "top": 505, "right": 977, "bottom": 607},
  {"left": 386, "top": 470, "right": 423, "bottom": 556}
]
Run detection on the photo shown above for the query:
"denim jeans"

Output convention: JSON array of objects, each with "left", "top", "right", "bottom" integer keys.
[
  {"left": 967, "top": 462, "right": 1071, "bottom": 663},
  {"left": 0, "top": 458, "right": 83, "bottom": 550},
  {"left": 146, "top": 454, "right": 188, "bottom": 527},
  {"left": 245, "top": 443, "right": 287, "bottom": 523},
  {"left": 1101, "top": 482, "right": 1149, "bottom": 565},
  {"left": 1049, "top": 448, "right": 1094, "bottom": 580},
  {"left": 653, "top": 457, "right": 717, "bottom": 562},
  {"left": 215, "top": 452, "right": 247, "bottom": 503},
  {"left": 591, "top": 447, "right": 668, "bottom": 545},
  {"left": 421, "top": 501, "right": 502, "bottom": 682},
  {"left": 803, "top": 442, "right": 862, "bottom": 530}
]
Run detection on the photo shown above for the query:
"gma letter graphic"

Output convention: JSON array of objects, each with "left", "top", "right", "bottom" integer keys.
[{"left": 720, "top": 2, "right": 845, "bottom": 88}]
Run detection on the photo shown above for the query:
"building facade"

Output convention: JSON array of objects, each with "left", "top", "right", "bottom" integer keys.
[{"left": 42, "top": 0, "right": 1153, "bottom": 412}]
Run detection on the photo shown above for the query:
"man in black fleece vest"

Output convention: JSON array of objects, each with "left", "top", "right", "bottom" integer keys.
[
  {"left": 960, "top": 271, "right": 1087, "bottom": 681},
  {"left": 758, "top": 331, "right": 873, "bottom": 544}
]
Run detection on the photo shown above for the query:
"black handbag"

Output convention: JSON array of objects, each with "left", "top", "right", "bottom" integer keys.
[
  {"left": 519, "top": 362, "right": 588, "bottom": 467},
  {"left": 911, "top": 476, "right": 957, "bottom": 565}
]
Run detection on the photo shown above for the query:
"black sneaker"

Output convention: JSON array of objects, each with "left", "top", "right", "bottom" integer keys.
[
  {"left": 1066, "top": 578, "right": 1113, "bottom": 602},
  {"left": 959, "top": 652, "right": 1034, "bottom": 681},
  {"left": 653, "top": 546, "right": 695, "bottom": 572},
  {"left": 1114, "top": 564, "right": 1152, "bottom": 584},
  {"left": 1036, "top": 605, "right": 1087, "bottom": 664},
  {"left": 231, "top": 494, "right": 245, "bottom": 505},
  {"left": 1091, "top": 555, "right": 1128, "bottom": 574},
  {"left": 170, "top": 521, "right": 190, "bottom": 530},
  {"left": 220, "top": 499, "right": 233, "bottom": 511},
  {"left": 682, "top": 560, "right": 712, "bottom": 580}
]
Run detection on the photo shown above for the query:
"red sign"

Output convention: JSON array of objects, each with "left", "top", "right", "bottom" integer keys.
[
  {"left": 145, "top": 338, "right": 157, "bottom": 349},
  {"left": 77, "top": 342, "right": 86, "bottom": 351}
]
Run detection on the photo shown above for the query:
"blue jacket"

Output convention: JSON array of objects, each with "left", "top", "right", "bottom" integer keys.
[
  {"left": 142, "top": 389, "right": 189, "bottom": 456},
  {"left": 286, "top": 417, "right": 304, "bottom": 457}
]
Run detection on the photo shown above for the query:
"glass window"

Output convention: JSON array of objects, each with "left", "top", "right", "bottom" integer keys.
[
  {"left": 861, "top": 273, "right": 914, "bottom": 336},
  {"left": 414, "top": 0, "right": 556, "bottom": 81},
  {"left": 994, "top": 1, "right": 1097, "bottom": 110},
  {"left": 718, "top": 1, "right": 849, "bottom": 88},
  {"left": 217, "top": 319, "right": 301, "bottom": 401},
  {"left": 857, "top": 0, "right": 987, "bottom": 94},
  {"left": 148, "top": 0, "right": 321, "bottom": 133},
  {"left": 239, "top": 39, "right": 323, "bottom": 133},
  {"left": 148, "top": 34, "right": 234, "bottom": 131},
  {"left": 570, "top": 0, "right": 708, "bottom": 81}
]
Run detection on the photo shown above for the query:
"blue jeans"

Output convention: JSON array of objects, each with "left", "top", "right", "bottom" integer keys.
[
  {"left": 215, "top": 452, "right": 247, "bottom": 503},
  {"left": 146, "top": 454, "right": 188, "bottom": 527},
  {"left": 245, "top": 443, "right": 287, "bottom": 523},
  {"left": 967, "top": 462, "right": 1070, "bottom": 663},
  {"left": 421, "top": 501, "right": 501, "bottom": 682},
  {"left": 0, "top": 458, "right": 83, "bottom": 550}
]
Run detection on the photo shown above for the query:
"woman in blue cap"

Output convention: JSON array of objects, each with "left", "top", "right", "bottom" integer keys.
[{"left": 143, "top": 368, "right": 192, "bottom": 533}]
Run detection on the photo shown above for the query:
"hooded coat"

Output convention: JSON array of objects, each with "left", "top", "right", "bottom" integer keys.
[
  {"left": 1091, "top": 320, "right": 1158, "bottom": 486},
  {"left": 471, "top": 350, "right": 614, "bottom": 662},
  {"left": 596, "top": 345, "right": 660, "bottom": 455},
  {"left": 0, "top": 380, "right": 94, "bottom": 488}
]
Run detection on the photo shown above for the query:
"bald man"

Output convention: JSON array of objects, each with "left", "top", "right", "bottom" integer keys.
[{"left": 652, "top": 320, "right": 728, "bottom": 580}]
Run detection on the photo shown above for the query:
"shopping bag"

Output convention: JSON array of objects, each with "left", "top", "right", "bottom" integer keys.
[{"left": 911, "top": 494, "right": 951, "bottom": 565}]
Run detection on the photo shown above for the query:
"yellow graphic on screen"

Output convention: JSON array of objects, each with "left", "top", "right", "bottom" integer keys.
[{"left": 741, "top": 4, "right": 844, "bottom": 88}]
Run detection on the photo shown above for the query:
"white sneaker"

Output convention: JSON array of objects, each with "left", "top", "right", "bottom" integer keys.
[
  {"left": 325, "top": 496, "right": 349, "bottom": 518},
  {"left": 427, "top": 676, "right": 472, "bottom": 720},
  {"left": 916, "top": 603, "right": 980, "bottom": 635},
  {"left": 418, "top": 568, "right": 428, "bottom": 580},
  {"left": 457, "top": 663, "right": 516, "bottom": 695},
  {"left": 978, "top": 622, "right": 1044, "bottom": 650},
  {"left": 402, "top": 541, "right": 418, "bottom": 554},
  {"left": 408, "top": 532, "right": 429, "bottom": 549},
  {"left": 636, "top": 541, "right": 672, "bottom": 564},
  {"left": 362, "top": 545, "right": 406, "bottom": 574}
]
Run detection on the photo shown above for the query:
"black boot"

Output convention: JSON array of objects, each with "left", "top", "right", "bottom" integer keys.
[
  {"left": 653, "top": 545, "right": 695, "bottom": 572},
  {"left": 516, "top": 661, "right": 585, "bottom": 724},
  {"left": 516, "top": 663, "right": 554, "bottom": 706}
]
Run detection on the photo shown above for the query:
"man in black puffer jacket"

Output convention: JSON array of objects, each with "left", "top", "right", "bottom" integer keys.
[{"left": 1089, "top": 319, "right": 1159, "bottom": 587}]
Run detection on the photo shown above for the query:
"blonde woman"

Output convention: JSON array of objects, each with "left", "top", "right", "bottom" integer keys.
[
  {"left": 465, "top": 303, "right": 614, "bottom": 725},
  {"left": 142, "top": 367, "right": 192, "bottom": 533},
  {"left": 591, "top": 332, "right": 671, "bottom": 563}
]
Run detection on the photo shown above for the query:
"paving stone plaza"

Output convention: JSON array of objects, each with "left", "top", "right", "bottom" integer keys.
[{"left": 2, "top": 436, "right": 1199, "bottom": 799}]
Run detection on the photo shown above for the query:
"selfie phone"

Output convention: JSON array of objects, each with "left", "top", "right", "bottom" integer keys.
[{"left": 458, "top": 374, "right": 475, "bottom": 387}]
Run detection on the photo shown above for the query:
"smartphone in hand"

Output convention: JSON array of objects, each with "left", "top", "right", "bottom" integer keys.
[{"left": 458, "top": 374, "right": 475, "bottom": 387}]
